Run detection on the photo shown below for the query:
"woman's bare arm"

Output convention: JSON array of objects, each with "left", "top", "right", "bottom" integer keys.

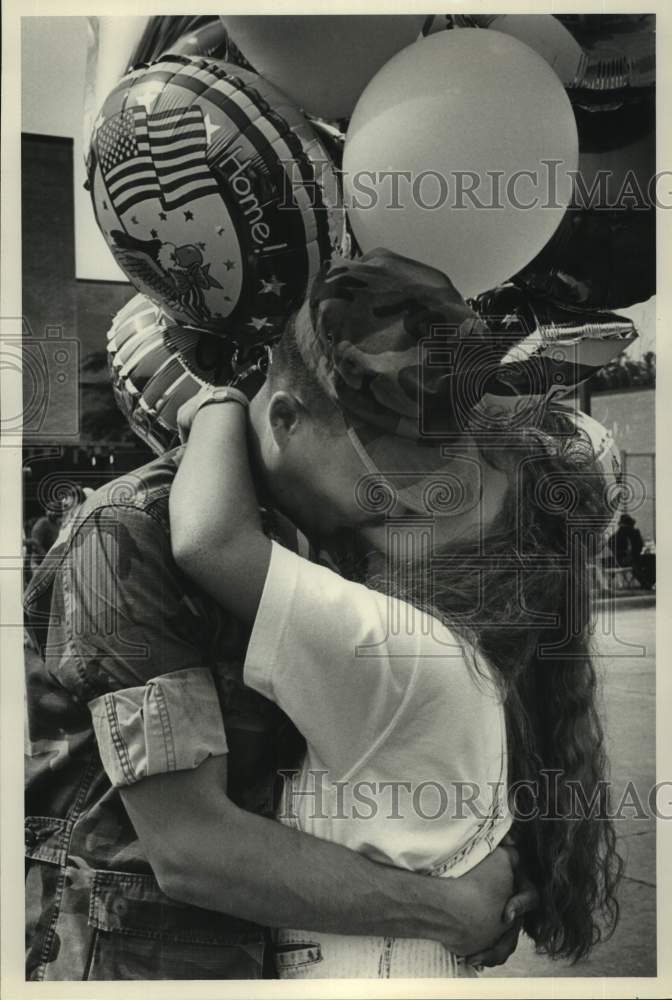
[{"left": 170, "top": 396, "right": 270, "bottom": 624}]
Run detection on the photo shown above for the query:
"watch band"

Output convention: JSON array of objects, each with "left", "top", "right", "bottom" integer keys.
[{"left": 193, "top": 386, "right": 250, "bottom": 418}]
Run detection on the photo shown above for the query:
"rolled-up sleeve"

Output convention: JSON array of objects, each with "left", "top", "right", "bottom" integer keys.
[
  {"left": 89, "top": 668, "right": 228, "bottom": 788},
  {"left": 51, "top": 504, "right": 215, "bottom": 700}
]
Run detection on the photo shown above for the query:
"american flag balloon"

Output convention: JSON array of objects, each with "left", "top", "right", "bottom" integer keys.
[
  {"left": 88, "top": 54, "right": 347, "bottom": 368},
  {"left": 96, "top": 105, "right": 221, "bottom": 217},
  {"left": 107, "top": 293, "right": 267, "bottom": 455}
]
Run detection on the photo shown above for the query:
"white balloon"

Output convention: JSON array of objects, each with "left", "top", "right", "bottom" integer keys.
[
  {"left": 488, "top": 15, "right": 584, "bottom": 85},
  {"left": 344, "top": 30, "right": 579, "bottom": 299}
]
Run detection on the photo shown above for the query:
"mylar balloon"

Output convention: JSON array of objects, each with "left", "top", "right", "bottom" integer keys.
[
  {"left": 343, "top": 30, "right": 579, "bottom": 299},
  {"left": 473, "top": 282, "right": 637, "bottom": 404},
  {"left": 513, "top": 207, "right": 655, "bottom": 311},
  {"left": 162, "top": 16, "right": 255, "bottom": 70},
  {"left": 127, "top": 16, "right": 209, "bottom": 67},
  {"left": 163, "top": 19, "right": 230, "bottom": 59},
  {"left": 108, "top": 293, "right": 269, "bottom": 454},
  {"left": 516, "top": 86, "right": 655, "bottom": 309},
  {"left": 222, "top": 15, "right": 425, "bottom": 119},
  {"left": 88, "top": 54, "right": 346, "bottom": 370}
]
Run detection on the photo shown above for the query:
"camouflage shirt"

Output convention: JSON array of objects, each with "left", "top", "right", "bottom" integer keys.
[{"left": 24, "top": 448, "right": 304, "bottom": 981}]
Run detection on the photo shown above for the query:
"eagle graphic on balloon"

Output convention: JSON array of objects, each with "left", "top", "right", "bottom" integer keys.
[{"left": 109, "top": 229, "right": 227, "bottom": 327}]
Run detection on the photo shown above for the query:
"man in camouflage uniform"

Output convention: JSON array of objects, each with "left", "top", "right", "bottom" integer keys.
[
  {"left": 25, "top": 450, "right": 311, "bottom": 979},
  {"left": 25, "top": 250, "right": 540, "bottom": 980}
]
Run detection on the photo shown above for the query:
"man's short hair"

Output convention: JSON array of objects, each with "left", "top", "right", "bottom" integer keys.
[{"left": 269, "top": 318, "right": 342, "bottom": 432}]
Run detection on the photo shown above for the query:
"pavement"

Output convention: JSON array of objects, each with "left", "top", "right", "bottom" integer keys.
[{"left": 483, "top": 600, "right": 656, "bottom": 979}]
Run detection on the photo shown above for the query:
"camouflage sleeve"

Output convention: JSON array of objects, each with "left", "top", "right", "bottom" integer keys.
[
  {"left": 89, "top": 668, "right": 228, "bottom": 787},
  {"left": 48, "top": 504, "right": 213, "bottom": 701}
]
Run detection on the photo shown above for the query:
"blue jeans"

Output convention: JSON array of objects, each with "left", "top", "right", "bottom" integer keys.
[{"left": 273, "top": 927, "right": 479, "bottom": 979}]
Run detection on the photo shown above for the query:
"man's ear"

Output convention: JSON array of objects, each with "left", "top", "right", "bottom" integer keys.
[{"left": 267, "top": 390, "right": 303, "bottom": 449}]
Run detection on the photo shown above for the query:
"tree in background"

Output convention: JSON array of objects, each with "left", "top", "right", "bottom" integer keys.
[{"left": 592, "top": 350, "right": 655, "bottom": 392}]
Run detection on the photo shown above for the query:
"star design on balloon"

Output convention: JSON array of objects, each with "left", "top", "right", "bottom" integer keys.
[
  {"left": 247, "top": 316, "right": 272, "bottom": 332},
  {"left": 224, "top": 259, "right": 236, "bottom": 270},
  {"left": 130, "top": 216, "right": 139, "bottom": 225},
  {"left": 203, "top": 113, "right": 220, "bottom": 145},
  {"left": 184, "top": 210, "right": 194, "bottom": 221},
  {"left": 259, "top": 275, "right": 285, "bottom": 296},
  {"left": 132, "top": 80, "right": 163, "bottom": 113},
  {"left": 159, "top": 212, "right": 167, "bottom": 221},
  {"left": 150, "top": 228, "right": 158, "bottom": 238}
]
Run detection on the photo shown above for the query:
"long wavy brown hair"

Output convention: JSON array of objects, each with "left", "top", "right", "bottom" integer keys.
[
  {"left": 443, "top": 412, "right": 623, "bottom": 962},
  {"left": 372, "top": 405, "right": 624, "bottom": 962},
  {"left": 273, "top": 331, "right": 624, "bottom": 963}
]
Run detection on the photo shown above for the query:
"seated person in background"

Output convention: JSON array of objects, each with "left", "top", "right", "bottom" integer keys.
[
  {"left": 609, "top": 513, "right": 644, "bottom": 568},
  {"left": 29, "top": 505, "right": 62, "bottom": 575}
]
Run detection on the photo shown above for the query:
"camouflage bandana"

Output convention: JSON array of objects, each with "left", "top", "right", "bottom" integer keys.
[
  {"left": 292, "top": 248, "right": 620, "bottom": 514},
  {"left": 293, "top": 248, "right": 495, "bottom": 512},
  {"left": 295, "top": 248, "right": 489, "bottom": 436}
]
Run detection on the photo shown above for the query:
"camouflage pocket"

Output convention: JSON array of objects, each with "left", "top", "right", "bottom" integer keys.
[
  {"left": 84, "top": 870, "right": 265, "bottom": 980},
  {"left": 27, "top": 863, "right": 266, "bottom": 981},
  {"left": 25, "top": 817, "right": 69, "bottom": 866}
]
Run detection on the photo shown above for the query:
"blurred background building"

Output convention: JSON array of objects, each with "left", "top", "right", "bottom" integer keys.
[
  {"left": 20, "top": 15, "right": 656, "bottom": 548},
  {"left": 21, "top": 19, "right": 153, "bottom": 525}
]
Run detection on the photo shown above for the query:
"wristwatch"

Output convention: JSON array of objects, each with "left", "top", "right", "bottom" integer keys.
[{"left": 193, "top": 385, "right": 250, "bottom": 418}]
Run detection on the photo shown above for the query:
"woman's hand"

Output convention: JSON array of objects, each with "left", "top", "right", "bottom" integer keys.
[{"left": 177, "top": 386, "right": 215, "bottom": 443}]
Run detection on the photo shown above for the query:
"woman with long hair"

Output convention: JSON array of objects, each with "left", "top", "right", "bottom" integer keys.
[
  {"left": 169, "top": 249, "right": 622, "bottom": 977},
  {"left": 380, "top": 406, "right": 623, "bottom": 963}
]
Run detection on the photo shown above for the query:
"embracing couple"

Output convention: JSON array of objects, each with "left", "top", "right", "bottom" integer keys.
[{"left": 25, "top": 250, "right": 621, "bottom": 981}]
